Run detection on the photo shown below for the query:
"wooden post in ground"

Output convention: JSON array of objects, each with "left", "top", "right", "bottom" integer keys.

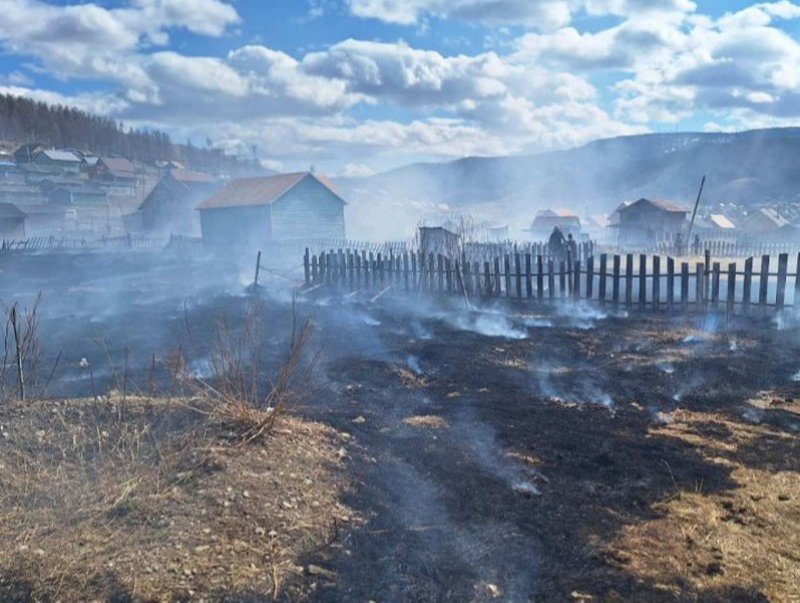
[
  {"left": 254, "top": 250, "right": 262, "bottom": 287},
  {"left": 573, "top": 261, "right": 581, "bottom": 299},
  {"left": 743, "top": 257, "right": 753, "bottom": 314},
  {"left": 681, "top": 262, "right": 689, "bottom": 309},
  {"left": 559, "top": 261, "right": 567, "bottom": 299},
  {"left": 504, "top": 255, "right": 512, "bottom": 298},
  {"left": 639, "top": 254, "right": 647, "bottom": 310},
  {"left": 599, "top": 254, "right": 607, "bottom": 304},
  {"left": 696, "top": 263, "right": 705, "bottom": 309},
  {"left": 548, "top": 260, "right": 555, "bottom": 302},
  {"left": 625, "top": 254, "right": 633, "bottom": 308},
  {"left": 484, "top": 261, "right": 492, "bottom": 297},
  {"left": 758, "top": 255, "right": 770, "bottom": 312},
  {"left": 311, "top": 255, "right": 318, "bottom": 285},
  {"left": 613, "top": 255, "right": 621, "bottom": 306},
  {"left": 494, "top": 257, "right": 502, "bottom": 296},
  {"left": 303, "top": 248, "right": 310, "bottom": 285},
  {"left": 712, "top": 262, "right": 721, "bottom": 309},
  {"left": 653, "top": 255, "right": 660, "bottom": 311},
  {"left": 777, "top": 253, "right": 789, "bottom": 310},
  {"left": 515, "top": 253, "right": 522, "bottom": 300},
  {"left": 667, "top": 257, "right": 675, "bottom": 312},
  {"left": 537, "top": 255, "right": 544, "bottom": 301},
  {"left": 525, "top": 253, "right": 533, "bottom": 300},
  {"left": 586, "top": 256, "right": 594, "bottom": 300},
  {"left": 727, "top": 263, "right": 736, "bottom": 314}
]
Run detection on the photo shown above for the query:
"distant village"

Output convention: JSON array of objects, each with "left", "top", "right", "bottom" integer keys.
[{"left": 1, "top": 141, "right": 798, "bottom": 251}]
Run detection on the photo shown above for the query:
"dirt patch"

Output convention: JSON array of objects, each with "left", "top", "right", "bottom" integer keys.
[
  {"left": 403, "top": 415, "right": 449, "bottom": 429},
  {"left": 0, "top": 396, "right": 354, "bottom": 601}
]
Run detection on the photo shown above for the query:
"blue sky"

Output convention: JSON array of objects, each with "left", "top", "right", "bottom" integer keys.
[{"left": 2, "top": 0, "right": 800, "bottom": 174}]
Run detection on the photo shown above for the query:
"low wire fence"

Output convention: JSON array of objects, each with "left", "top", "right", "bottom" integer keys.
[{"left": 303, "top": 247, "right": 800, "bottom": 314}]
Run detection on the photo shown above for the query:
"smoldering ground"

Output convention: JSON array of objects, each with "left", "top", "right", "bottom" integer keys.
[{"left": 4, "top": 252, "right": 800, "bottom": 601}]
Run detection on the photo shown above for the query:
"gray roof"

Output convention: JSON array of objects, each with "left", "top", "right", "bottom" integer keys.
[{"left": 39, "top": 149, "right": 81, "bottom": 163}]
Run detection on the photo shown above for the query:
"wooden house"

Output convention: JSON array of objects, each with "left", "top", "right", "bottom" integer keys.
[
  {"left": 528, "top": 210, "right": 582, "bottom": 239},
  {"left": 91, "top": 156, "right": 138, "bottom": 183},
  {"left": 616, "top": 198, "right": 688, "bottom": 246},
  {"left": 136, "top": 169, "right": 220, "bottom": 234},
  {"left": 197, "top": 172, "right": 346, "bottom": 248},
  {"left": 0, "top": 203, "right": 26, "bottom": 238},
  {"left": 740, "top": 208, "right": 789, "bottom": 235},
  {"left": 32, "top": 150, "right": 82, "bottom": 175},
  {"left": 46, "top": 185, "right": 108, "bottom": 207}
]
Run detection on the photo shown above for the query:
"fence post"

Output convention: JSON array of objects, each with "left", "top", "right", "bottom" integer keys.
[
  {"left": 696, "top": 263, "right": 705, "bottom": 310},
  {"left": 559, "top": 261, "right": 567, "bottom": 299},
  {"left": 586, "top": 256, "right": 594, "bottom": 300},
  {"left": 704, "top": 249, "right": 711, "bottom": 301},
  {"left": 712, "top": 262, "right": 721, "bottom": 309},
  {"left": 598, "top": 254, "right": 607, "bottom": 304},
  {"left": 727, "top": 263, "right": 736, "bottom": 314},
  {"left": 681, "top": 262, "right": 689, "bottom": 309},
  {"left": 666, "top": 257, "right": 674, "bottom": 311},
  {"left": 515, "top": 253, "right": 522, "bottom": 300},
  {"left": 525, "top": 253, "right": 533, "bottom": 300},
  {"left": 484, "top": 261, "right": 492, "bottom": 297},
  {"left": 625, "top": 254, "right": 633, "bottom": 308},
  {"left": 493, "top": 257, "right": 501, "bottom": 296},
  {"left": 795, "top": 253, "right": 800, "bottom": 312},
  {"left": 311, "top": 255, "right": 318, "bottom": 284},
  {"left": 304, "top": 248, "right": 310, "bottom": 285},
  {"left": 504, "top": 255, "right": 512, "bottom": 298},
  {"left": 573, "top": 260, "right": 581, "bottom": 299},
  {"left": 777, "top": 253, "right": 788, "bottom": 310},
  {"left": 743, "top": 257, "right": 753, "bottom": 314},
  {"left": 653, "top": 255, "right": 660, "bottom": 311},
  {"left": 548, "top": 260, "right": 555, "bottom": 302},
  {"left": 759, "top": 255, "right": 770, "bottom": 311},
  {"left": 537, "top": 255, "right": 544, "bottom": 301},
  {"left": 639, "top": 254, "right": 647, "bottom": 310}
]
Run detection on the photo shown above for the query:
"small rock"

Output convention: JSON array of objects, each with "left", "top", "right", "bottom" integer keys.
[
  {"left": 352, "top": 416, "right": 366, "bottom": 424},
  {"left": 242, "top": 490, "right": 250, "bottom": 498},
  {"left": 307, "top": 564, "right": 337, "bottom": 579},
  {"left": 255, "top": 527, "right": 266, "bottom": 536}
]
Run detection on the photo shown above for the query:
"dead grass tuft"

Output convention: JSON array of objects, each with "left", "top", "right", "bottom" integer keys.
[{"left": 403, "top": 414, "right": 449, "bottom": 429}]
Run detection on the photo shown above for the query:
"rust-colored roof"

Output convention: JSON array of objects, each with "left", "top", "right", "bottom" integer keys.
[
  {"left": 99, "top": 156, "right": 136, "bottom": 173},
  {"left": 197, "top": 172, "right": 345, "bottom": 210},
  {"left": 170, "top": 169, "right": 216, "bottom": 184}
]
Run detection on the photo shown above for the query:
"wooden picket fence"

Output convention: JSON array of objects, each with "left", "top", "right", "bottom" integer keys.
[
  {"left": 650, "top": 239, "right": 798, "bottom": 258},
  {"left": 303, "top": 247, "right": 800, "bottom": 314},
  {"left": 0, "top": 233, "right": 167, "bottom": 253}
]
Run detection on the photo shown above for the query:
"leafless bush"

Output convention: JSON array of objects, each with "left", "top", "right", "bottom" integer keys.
[
  {"left": 1, "top": 295, "right": 55, "bottom": 402},
  {"left": 173, "top": 298, "right": 317, "bottom": 443}
]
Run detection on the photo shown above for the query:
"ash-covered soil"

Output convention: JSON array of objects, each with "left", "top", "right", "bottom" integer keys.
[{"left": 3, "top": 253, "right": 800, "bottom": 601}]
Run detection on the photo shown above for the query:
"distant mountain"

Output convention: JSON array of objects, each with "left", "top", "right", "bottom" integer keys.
[{"left": 339, "top": 129, "right": 800, "bottom": 219}]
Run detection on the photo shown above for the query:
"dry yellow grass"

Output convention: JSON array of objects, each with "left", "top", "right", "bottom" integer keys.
[
  {"left": 403, "top": 415, "right": 449, "bottom": 429},
  {"left": 607, "top": 395, "right": 800, "bottom": 602},
  {"left": 0, "top": 396, "right": 355, "bottom": 601}
]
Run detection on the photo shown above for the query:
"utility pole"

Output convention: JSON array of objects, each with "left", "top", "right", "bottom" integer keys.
[{"left": 687, "top": 175, "right": 706, "bottom": 242}]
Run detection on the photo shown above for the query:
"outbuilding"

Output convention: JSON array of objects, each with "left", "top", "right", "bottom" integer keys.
[
  {"left": 528, "top": 210, "right": 582, "bottom": 239},
  {"left": 197, "top": 172, "right": 346, "bottom": 249},
  {"left": 616, "top": 198, "right": 688, "bottom": 246},
  {"left": 136, "top": 169, "right": 220, "bottom": 234}
]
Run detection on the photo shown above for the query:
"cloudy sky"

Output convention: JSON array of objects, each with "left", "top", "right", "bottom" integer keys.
[{"left": 1, "top": 0, "right": 800, "bottom": 174}]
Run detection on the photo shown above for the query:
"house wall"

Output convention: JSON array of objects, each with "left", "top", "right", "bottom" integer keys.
[
  {"left": 618, "top": 204, "right": 686, "bottom": 245},
  {"left": 200, "top": 205, "right": 272, "bottom": 250},
  {"left": 270, "top": 177, "right": 345, "bottom": 240},
  {"left": 0, "top": 217, "right": 25, "bottom": 238}
]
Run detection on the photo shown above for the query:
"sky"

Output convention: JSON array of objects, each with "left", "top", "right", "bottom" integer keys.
[{"left": 1, "top": 0, "right": 800, "bottom": 175}]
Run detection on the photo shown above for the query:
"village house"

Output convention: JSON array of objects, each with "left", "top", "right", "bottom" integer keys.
[
  {"left": 32, "top": 150, "right": 82, "bottom": 175},
  {"left": 615, "top": 198, "right": 688, "bottom": 246},
  {"left": 91, "top": 156, "right": 138, "bottom": 183},
  {"left": 0, "top": 203, "right": 26, "bottom": 238},
  {"left": 135, "top": 169, "right": 220, "bottom": 234},
  {"left": 197, "top": 172, "right": 346, "bottom": 248},
  {"left": 13, "top": 143, "right": 43, "bottom": 165},
  {"left": 45, "top": 184, "right": 108, "bottom": 207},
  {"left": 694, "top": 213, "right": 737, "bottom": 237},
  {"left": 528, "top": 209, "right": 582, "bottom": 239},
  {"left": 739, "top": 208, "right": 789, "bottom": 235},
  {"left": 419, "top": 226, "right": 461, "bottom": 257}
]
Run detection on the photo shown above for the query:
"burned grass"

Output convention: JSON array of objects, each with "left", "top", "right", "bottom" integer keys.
[{"left": 0, "top": 396, "right": 354, "bottom": 601}]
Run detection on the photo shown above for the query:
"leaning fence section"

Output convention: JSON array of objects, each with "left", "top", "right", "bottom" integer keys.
[{"left": 303, "top": 247, "right": 800, "bottom": 314}]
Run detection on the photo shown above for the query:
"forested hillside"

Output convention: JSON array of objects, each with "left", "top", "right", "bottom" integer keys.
[{"left": 0, "top": 94, "right": 256, "bottom": 174}]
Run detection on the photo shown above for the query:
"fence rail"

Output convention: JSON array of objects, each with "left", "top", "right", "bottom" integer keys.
[
  {"left": 0, "top": 234, "right": 168, "bottom": 253},
  {"left": 304, "top": 247, "right": 800, "bottom": 314}
]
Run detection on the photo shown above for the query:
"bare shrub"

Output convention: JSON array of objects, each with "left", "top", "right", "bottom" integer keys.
[
  {"left": 175, "top": 298, "right": 317, "bottom": 443},
  {"left": 1, "top": 295, "right": 53, "bottom": 402}
]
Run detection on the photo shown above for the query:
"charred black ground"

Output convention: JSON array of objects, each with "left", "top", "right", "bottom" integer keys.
[{"left": 2, "top": 253, "right": 800, "bottom": 601}]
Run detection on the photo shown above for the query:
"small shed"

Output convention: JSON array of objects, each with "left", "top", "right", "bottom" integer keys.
[
  {"left": 0, "top": 203, "right": 26, "bottom": 238},
  {"left": 197, "top": 172, "right": 346, "bottom": 249},
  {"left": 47, "top": 185, "right": 108, "bottom": 207},
  {"left": 137, "top": 169, "right": 220, "bottom": 234},
  {"left": 92, "top": 156, "right": 138, "bottom": 182},
  {"left": 616, "top": 198, "right": 688, "bottom": 246},
  {"left": 528, "top": 210, "right": 582, "bottom": 239},
  {"left": 419, "top": 226, "right": 461, "bottom": 257}
]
